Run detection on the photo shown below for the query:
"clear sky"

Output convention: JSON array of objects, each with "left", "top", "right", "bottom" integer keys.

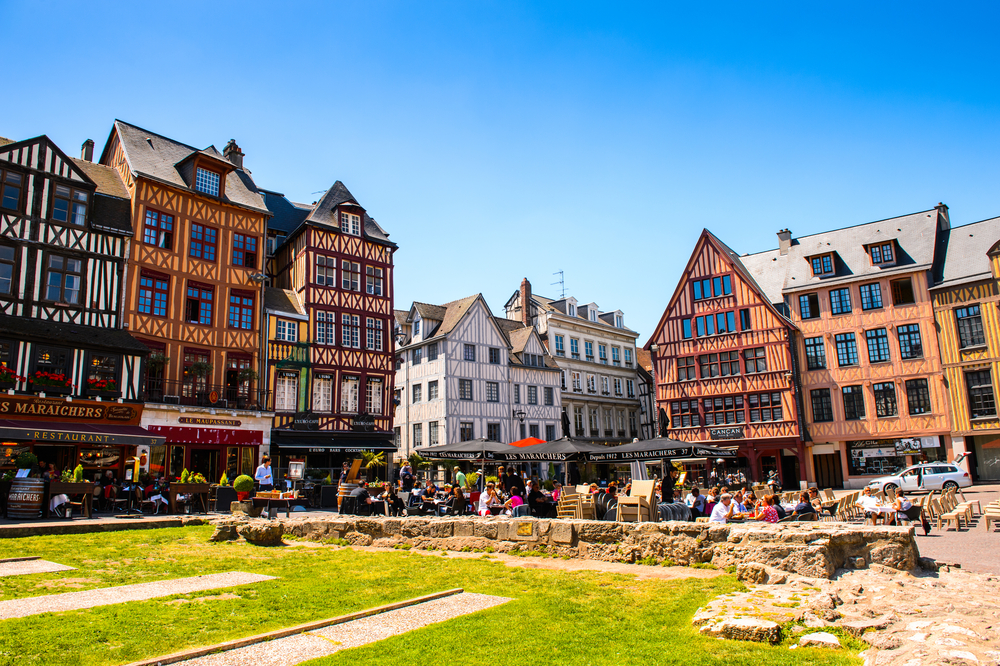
[{"left": 4, "top": 2, "right": 999, "bottom": 342}]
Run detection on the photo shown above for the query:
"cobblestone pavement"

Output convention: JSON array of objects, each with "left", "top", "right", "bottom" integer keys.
[{"left": 907, "top": 483, "right": 1000, "bottom": 575}]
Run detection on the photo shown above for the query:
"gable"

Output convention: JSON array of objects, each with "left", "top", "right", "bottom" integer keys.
[
  {"left": 0, "top": 135, "right": 95, "bottom": 187},
  {"left": 449, "top": 298, "right": 510, "bottom": 348}
]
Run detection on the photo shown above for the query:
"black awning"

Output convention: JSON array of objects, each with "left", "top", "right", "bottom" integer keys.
[
  {"left": 0, "top": 420, "right": 165, "bottom": 447},
  {"left": 271, "top": 431, "right": 395, "bottom": 453},
  {"left": 585, "top": 437, "right": 739, "bottom": 462}
]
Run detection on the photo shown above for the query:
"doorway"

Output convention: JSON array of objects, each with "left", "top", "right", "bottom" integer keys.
[
  {"left": 190, "top": 449, "right": 218, "bottom": 483},
  {"left": 780, "top": 450, "right": 801, "bottom": 488},
  {"left": 973, "top": 435, "right": 1000, "bottom": 481},
  {"left": 812, "top": 453, "right": 844, "bottom": 489}
]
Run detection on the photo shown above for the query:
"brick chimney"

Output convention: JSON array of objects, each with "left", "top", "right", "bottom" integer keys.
[
  {"left": 223, "top": 139, "right": 244, "bottom": 169},
  {"left": 519, "top": 278, "right": 532, "bottom": 326},
  {"left": 80, "top": 139, "right": 94, "bottom": 162},
  {"left": 935, "top": 202, "right": 950, "bottom": 231},
  {"left": 777, "top": 228, "right": 793, "bottom": 255}
]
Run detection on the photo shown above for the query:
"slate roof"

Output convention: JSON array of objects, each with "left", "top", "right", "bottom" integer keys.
[
  {"left": 636, "top": 348, "right": 653, "bottom": 372},
  {"left": 393, "top": 309, "right": 409, "bottom": 329},
  {"left": 107, "top": 120, "right": 268, "bottom": 214},
  {"left": 413, "top": 302, "right": 448, "bottom": 323},
  {"left": 264, "top": 287, "right": 306, "bottom": 317},
  {"left": 66, "top": 157, "right": 133, "bottom": 235},
  {"left": 260, "top": 181, "right": 393, "bottom": 247},
  {"left": 932, "top": 216, "right": 1000, "bottom": 290},
  {"left": 0, "top": 314, "right": 149, "bottom": 353},
  {"left": 529, "top": 293, "right": 639, "bottom": 336},
  {"left": 397, "top": 295, "right": 481, "bottom": 347},
  {"left": 70, "top": 158, "right": 128, "bottom": 199},
  {"left": 260, "top": 190, "right": 310, "bottom": 235}
]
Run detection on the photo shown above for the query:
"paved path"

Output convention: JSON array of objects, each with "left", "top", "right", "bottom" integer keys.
[
  {"left": 910, "top": 482, "right": 1000, "bottom": 575},
  {"left": 0, "top": 559, "right": 74, "bottom": 577},
  {"left": 0, "top": 571, "right": 274, "bottom": 619}
]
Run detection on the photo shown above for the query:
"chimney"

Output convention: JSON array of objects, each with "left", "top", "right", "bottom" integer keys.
[
  {"left": 935, "top": 202, "right": 950, "bottom": 231},
  {"left": 223, "top": 139, "right": 244, "bottom": 169},
  {"left": 777, "top": 228, "right": 792, "bottom": 255},
  {"left": 81, "top": 139, "right": 94, "bottom": 162},
  {"left": 520, "top": 278, "right": 532, "bottom": 326}
]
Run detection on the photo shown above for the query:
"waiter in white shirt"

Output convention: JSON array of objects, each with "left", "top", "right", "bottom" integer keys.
[{"left": 255, "top": 456, "right": 274, "bottom": 491}]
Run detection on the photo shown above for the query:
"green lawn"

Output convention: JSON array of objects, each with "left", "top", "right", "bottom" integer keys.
[{"left": 0, "top": 526, "right": 860, "bottom": 666}]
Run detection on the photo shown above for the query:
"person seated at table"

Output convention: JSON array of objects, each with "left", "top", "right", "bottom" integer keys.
[
  {"left": 146, "top": 477, "right": 170, "bottom": 514},
  {"left": 551, "top": 481, "right": 562, "bottom": 502},
  {"left": 770, "top": 494, "right": 788, "bottom": 520},
  {"left": 889, "top": 491, "right": 912, "bottom": 526},
  {"left": 744, "top": 489, "right": 757, "bottom": 507},
  {"left": 380, "top": 484, "right": 407, "bottom": 517},
  {"left": 856, "top": 487, "right": 883, "bottom": 524},
  {"left": 606, "top": 484, "right": 619, "bottom": 500},
  {"left": 709, "top": 493, "right": 735, "bottom": 523},
  {"left": 478, "top": 482, "right": 502, "bottom": 516},
  {"left": 623, "top": 482, "right": 632, "bottom": 497},
  {"left": 589, "top": 483, "right": 599, "bottom": 495},
  {"left": 349, "top": 482, "right": 374, "bottom": 515},
  {"left": 442, "top": 486, "right": 467, "bottom": 516},
  {"left": 504, "top": 486, "right": 526, "bottom": 516},
  {"left": 807, "top": 487, "right": 828, "bottom": 515},
  {"left": 792, "top": 491, "right": 816, "bottom": 517},
  {"left": 751, "top": 495, "right": 780, "bottom": 523},
  {"left": 526, "top": 480, "right": 552, "bottom": 517},
  {"left": 418, "top": 481, "right": 439, "bottom": 515},
  {"left": 731, "top": 491, "right": 749, "bottom": 514},
  {"left": 685, "top": 487, "right": 707, "bottom": 518}
]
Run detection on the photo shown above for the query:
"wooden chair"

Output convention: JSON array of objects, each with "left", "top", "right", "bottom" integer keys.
[
  {"left": 932, "top": 498, "right": 965, "bottom": 531},
  {"left": 941, "top": 491, "right": 973, "bottom": 523},
  {"left": 983, "top": 512, "right": 1000, "bottom": 532},
  {"left": 616, "top": 480, "right": 656, "bottom": 523},
  {"left": 822, "top": 488, "right": 835, "bottom": 502},
  {"left": 695, "top": 516, "right": 710, "bottom": 523},
  {"left": 556, "top": 489, "right": 582, "bottom": 520},
  {"left": 885, "top": 487, "right": 897, "bottom": 503}
]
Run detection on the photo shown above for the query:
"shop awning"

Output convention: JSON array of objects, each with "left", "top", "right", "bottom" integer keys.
[
  {"left": 585, "top": 437, "right": 738, "bottom": 463},
  {"left": 271, "top": 431, "right": 396, "bottom": 453},
  {"left": 0, "top": 420, "right": 166, "bottom": 447}
]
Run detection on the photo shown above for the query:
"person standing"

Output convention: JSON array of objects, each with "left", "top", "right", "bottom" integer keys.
[
  {"left": 255, "top": 456, "right": 274, "bottom": 491},
  {"left": 454, "top": 466, "right": 467, "bottom": 490}
]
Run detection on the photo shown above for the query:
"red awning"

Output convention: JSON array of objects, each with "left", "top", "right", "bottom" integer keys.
[
  {"left": 145, "top": 425, "right": 263, "bottom": 446},
  {"left": 509, "top": 437, "right": 546, "bottom": 448},
  {"left": 0, "top": 420, "right": 165, "bottom": 447}
]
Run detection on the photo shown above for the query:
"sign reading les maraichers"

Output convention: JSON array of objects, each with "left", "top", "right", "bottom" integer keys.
[{"left": 0, "top": 394, "right": 142, "bottom": 425}]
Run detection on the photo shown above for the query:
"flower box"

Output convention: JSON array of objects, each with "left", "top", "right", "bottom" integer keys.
[
  {"left": 0, "top": 381, "right": 15, "bottom": 390},
  {"left": 86, "top": 389, "right": 121, "bottom": 399},
  {"left": 33, "top": 384, "right": 72, "bottom": 396}
]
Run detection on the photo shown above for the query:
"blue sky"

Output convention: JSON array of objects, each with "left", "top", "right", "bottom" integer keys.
[{"left": 4, "top": 2, "right": 1000, "bottom": 341}]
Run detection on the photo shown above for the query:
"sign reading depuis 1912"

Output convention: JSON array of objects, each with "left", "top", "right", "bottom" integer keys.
[
  {"left": 0, "top": 394, "right": 142, "bottom": 425},
  {"left": 709, "top": 426, "right": 744, "bottom": 440}
]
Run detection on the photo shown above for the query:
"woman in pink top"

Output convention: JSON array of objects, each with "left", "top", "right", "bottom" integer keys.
[{"left": 551, "top": 482, "right": 562, "bottom": 502}]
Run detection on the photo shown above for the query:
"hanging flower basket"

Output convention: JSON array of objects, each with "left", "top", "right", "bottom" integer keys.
[
  {"left": 86, "top": 378, "right": 121, "bottom": 398},
  {"left": 30, "top": 371, "right": 74, "bottom": 395}
]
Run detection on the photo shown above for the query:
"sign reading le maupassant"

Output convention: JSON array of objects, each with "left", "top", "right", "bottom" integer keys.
[
  {"left": 0, "top": 394, "right": 142, "bottom": 425},
  {"left": 178, "top": 417, "right": 242, "bottom": 427},
  {"left": 709, "top": 426, "right": 744, "bottom": 441}
]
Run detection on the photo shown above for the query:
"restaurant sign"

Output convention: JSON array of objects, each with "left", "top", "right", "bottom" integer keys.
[
  {"left": 0, "top": 394, "right": 142, "bottom": 425},
  {"left": 709, "top": 426, "right": 744, "bottom": 441},
  {"left": 292, "top": 412, "right": 320, "bottom": 431},
  {"left": 178, "top": 417, "right": 242, "bottom": 427},
  {"left": 351, "top": 413, "right": 376, "bottom": 432}
]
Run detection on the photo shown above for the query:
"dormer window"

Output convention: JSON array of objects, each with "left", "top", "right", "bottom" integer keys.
[
  {"left": 195, "top": 167, "right": 220, "bottom": 196},
  {"left": 869, "top": 242, "right": 895, "bottom": 266},
  {"left": 615, "top": 314, "right": 624, "bottom": 328},
  {"left": 811, "top": 254, "right": 834, "bottom": 276},
  {"left": 589, "top": 309, "right": 598, "bottom": 322},
  {"left": 568, "top": 303, "right": 576, "bottom": 317},
  {"left": 341, "top": 211, "right": 361, "bottom": 236},
  {"left": 413, "top": 319, "right": 421, "bottom": 338}
]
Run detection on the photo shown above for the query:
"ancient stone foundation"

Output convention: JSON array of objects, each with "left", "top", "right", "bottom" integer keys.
[{"left": 266, "top": 517, "right": 918, "bottom": 579}]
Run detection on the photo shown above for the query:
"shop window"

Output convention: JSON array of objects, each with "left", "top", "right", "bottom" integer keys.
[
  {"left": 79, "top": 448, "right": 122, "bottom": 471},
  {"left": 241, "top": 448, "right": 255, "bottom": 477},
  {"left": 312, "top": 374, "right": 333, "bottom": 412},
  {"left": 35, "top": 345, "right": 71, "bottom": 377},
  {"left": 341, "top": 375, "right": 360, "bottom": 413},
  {"left": 275, "top": 372, "right": 298, "bottom": 412},
  {"left": 366, "top": 378, "right": 383, "bottom": 414},
  {"left": 149, "top": 445, "right": 167, "bottom": 479},
  {"left": 169, "top": 446, "right": 186, "bottom": 479},
  {"left": 848, "top": 443, "right": 906, "bottom": 476}
]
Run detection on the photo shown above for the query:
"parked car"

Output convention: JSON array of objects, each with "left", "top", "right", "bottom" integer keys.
[{"left": 867, "top": 456, "right": 971, "bottom": 494}]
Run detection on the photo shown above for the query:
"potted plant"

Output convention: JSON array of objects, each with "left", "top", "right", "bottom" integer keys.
[
  {"left": 29, "top": 371, "right": 74, "bottom": 395},
  {"left": 360, "top": 451, "right": 386, "bottom": 482},
  {"left": 233, "top": 474, "right": 255, "bottom": 501},
  {"left": 0, "top": 362, "right": 25, "bottom": 390},
  {"left": 147, "top": 353, "right": 169, "bottom": 370},
  {"left": 237, "top": 368, "right": 258, "bottom": 383},
  {"left": 187, "top": 362, "right": 213, "bottom": 379},
  {"left": 86, "top": 377, "right": 120, "bottom": 398}
]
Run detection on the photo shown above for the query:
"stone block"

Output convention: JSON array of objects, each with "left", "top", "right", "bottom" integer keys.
[
  {"left": 454, "top": 520, "right": 475, "bottom": 537},
  {"left": 209, "top": 522, "right": 239, "bottom": 542},
  {"left": 473, "top": 521, "right": 498, "bottom": 539},
  {"left": 799, "top": 632, "right": 841, "bottom": 649},
  {"left": 719, "top": 618, "right": 781, "bottom": 643},
  {"left": 551, "top": 521, "right": 575, "bottom": 545},
  {"left": 428, "top": 521, "right": 453, "bottom": 538},
  {"left": 236, "top": 520, "right": 284, "bottom": 546},
  {"left": 842, "top": 614, "right": 897, "bottom": 637}
]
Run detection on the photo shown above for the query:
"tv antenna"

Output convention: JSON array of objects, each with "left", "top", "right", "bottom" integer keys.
[{"left": 552, "top": 270, "right": 566, "bottom": 299}]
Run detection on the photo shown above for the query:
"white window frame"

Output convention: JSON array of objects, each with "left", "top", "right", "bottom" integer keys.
[
  {"left": 341, "top": 375, "right": 359, "bottom": 413},
  {"left": 572, "top": 372, "right": 581, "bottom": 391},
  {"left": 366, "top": 317, "right": 383, "bottom": 351},
  {"left": 195, "top": 167, "right": 220, "bottom": 196},
  {"left": 275, "top": 319, "right": 297, "bottom": 342},
  {"left": 316, "top": 311, "right": 334, "bottom": 345},
  {"left": 275, "top": 373, "right": 298, "bottom": 412},
  {"left": 613, "top": 377, "right": 622, "bottom": 396},
  {"left": 366, "top": 378, "right": 383, "bottom": 414},
  {"left": 341, "top": 313, "right": 360, "bottom": 348},
  {"left": 340, "top": 211, "right": 361, "bottom": 236},
  {"left": 312, "top": 374, "right": 333, "bottom": 412}
]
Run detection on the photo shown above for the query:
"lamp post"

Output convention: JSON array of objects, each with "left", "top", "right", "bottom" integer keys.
[{"left": 511, "top": 408, "right": 526, "bottom": 477}]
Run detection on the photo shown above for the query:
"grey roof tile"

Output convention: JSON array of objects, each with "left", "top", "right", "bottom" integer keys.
[
  {"left": 933, "top": 216, "right": 1000, "bottom": 289},
  {"left": 264, "top": 287, "right": 305, "bottom": 316}
]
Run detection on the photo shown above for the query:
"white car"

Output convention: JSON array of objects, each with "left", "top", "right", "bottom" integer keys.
[{"left": 867, "top": 456, "right": 972, "bottom": 494}]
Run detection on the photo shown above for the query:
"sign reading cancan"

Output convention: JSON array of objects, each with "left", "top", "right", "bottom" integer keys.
[
  {"left": 709, "top": 426, "right": 745, "bottom": 441},
  {"left": 0, "top": 394, "right": 142, "bottom": 425}
]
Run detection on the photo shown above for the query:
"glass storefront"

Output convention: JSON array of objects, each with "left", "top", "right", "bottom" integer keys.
[{"left": 847, "top": 437, "right": 942, "bottom": 476}]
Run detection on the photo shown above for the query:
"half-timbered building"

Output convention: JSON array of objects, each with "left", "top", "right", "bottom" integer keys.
[
  {"left": 262, "top": 182, "right": 397, "bottom": 479},
  {"left": 645, "top": 230, "right": 804, "bottom": 485},
  {"left": 0, "top": 134, "right": 162, "bottom": 477},
  {"left": 99, "top": 122, "right": 274, "bottom": 483}
]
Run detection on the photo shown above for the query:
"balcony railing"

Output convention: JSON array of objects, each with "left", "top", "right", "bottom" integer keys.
[{"left": 143, "top": 378, "right": 272, "bottom": 411}]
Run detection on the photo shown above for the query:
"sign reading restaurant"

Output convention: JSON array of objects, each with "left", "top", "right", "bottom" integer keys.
[{"left": 0, "top": 394, "right": 142, "bottom": 425}]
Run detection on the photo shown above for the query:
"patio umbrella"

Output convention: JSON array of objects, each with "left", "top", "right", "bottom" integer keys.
[
  {"left": 413, "top": 438, "right": 507, "bottom": 461},
  {"left": 585, "top": 437, "right": 737, "bottom": 463},
  {"left": 491, "top": 437, "right": 610, "bottom": 462},
  {"left": 509, "top": 436, "right": 546, "bottom": 448}
]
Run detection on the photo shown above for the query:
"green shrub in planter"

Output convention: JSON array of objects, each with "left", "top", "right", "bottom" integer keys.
[
  {"left": 180, "top": 468, "right": 190, "bottom": 483},
  {"left": 73, "top": 464, "right": 84, "bottom": 482},
  {"left": 15, "top": 451, "right": 38, "bottom": 471},
  {"left": 233, "top": 475, "right": 255, "bottom": 493}
]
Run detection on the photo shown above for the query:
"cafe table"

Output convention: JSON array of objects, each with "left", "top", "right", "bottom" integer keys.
[
  {"left": 170, "top": 483, "right": 211, "bottom": 515},
  {"left": 45, "top": 481, "right": 96, "bottom": 519}
]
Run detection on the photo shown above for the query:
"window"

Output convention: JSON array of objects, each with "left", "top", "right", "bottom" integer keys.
[
  {"left": 0, "top": 244, "right": 14, "bottom": 294},
  {"left": 570, "top": 338, "right": 580, "bottom": 358},
  {"left": 316, "top": 256, "right": 335, "bottom": 285},
  {"left": 956, "top": 305, "right": 985, "bottom": 348},
  {"left": 489, "top": 347, "right": 501, "bottom": 364},
  {"left": 835, "top": 333, "right": 859, "bottom": 367},
  {"left": 693, "top": 278, "right": 712, "bottom": 300},
  {"left": 571, "top": 372, "right": 581, "bottom": 391},
  {"left": 544, "top": 387, "right": 554, "bottom": 405},
  {"left": 275, "top": 372, "right": 298, "bottom": 411},
  {"left": 412, "top": 423, "right": 423, "bottom": 448},
  {"left": 603, "top": 410, "right": 613, "bottom": 435},
  {"left": 340, "top": 211, "right": 361, "bottom": 236},
  {"left": 966, "top": 370, "right": 996, "bottom": 419},
  {"left": 366, "top": 317, "right": 383, "bottom": 351},
  {"left": 366, "top": 377, "right": 383, "bottom": 413},
  {"left": 428, "top": 380, "right": 438, "bottom": 400},
  {"left": 811, "top": 254, "right": 834, "bottom": 275},
  {"left": 341, "top": 261, "right": 360, "bottom": 291},
  {"left": 891, "top": 278, "right": 915, "bottom": 305},
  {"left": 0, "top": 169, "right": 22, "bottom": 211},
  {"left": 615, "top": 314, "right": 624, "bottom": 328},
  {"left": 859, "top": 283, "right": 883, "bottom": 310},
  {"left": 811, "top": 388, "right": 833, "bottom": 422},
  {"left": 463, "top": 344, "right": 476, "bottom": 361},
  {"left": 86, "top": 353, "right": 119, "bottom": 391},
  {"left": 626, "top": 379, "right": 635, "bottom": 398},
  {"left": 869, "top": 242, "right": 895, "bottom": 265},
  {"left": 589, "top": 309, "right": 598, "bottom": 322},
  {"left": 897, "top": 324, "right": 923, "bottom": 359},
  {"left": 601, "top": 376, "right": 610, "bottom": 395},
  {"left": 486, "top": 382, "right": 499, "bottom": 402},
  {"left": 568, "top": 303, "right": 576, "bottom": 317},
  {"left": 312, "top": 374, "right": 333, "bottom": 412},
  {"left": 671, "top": 400, "right": 700, "bottom": 427},
  {"left": 555, "top": 335, "right": 565, "bottom": 356},
  {"left": 365, "top": 266, "right": 383, "bottom": 296},
  {"left": 316, "top": 311, "right": 335, "bottom": 345},
  {"left": 865, "top": 328, "right": 890, "bottom": 363},
  {"left": 744, "top": 347, "right": 766, "bottom": 374},
  {"left": 460, "top": 422, "right": 474, "bottom": 441},
  {"left": 427, "top": 343, "right": 438, "bottom": 361},
  {"left": 189, "top": 224, "right": 217, "bottom": 261},
  {"left": 830, "top": 288, "right": 852, "bottom": 315},
  {"left": 905, "top": 379, "right": 931, "bottom": 415},
  {"left": 138, "top": 272, "right": 169, "bottom": 317},
  {"left": 524, "top": 353, "right": 542, "bottom": 367},
  {"left": 574, "top": 407, "right": 584, "bottom": 435},
  {"left": 682, "top": 319, "right": 692, "bottom": 339},
  {"left": 459, "top": 379, "right": 473, "bottom": 401},
  {"left": 341, "top": 314, "right": 360, "bottom": 348},
  {"left": 527, "top": 386, "right": 538, "bottom": 404},
  {"left": 195, "top": 167, "right": 220, "bottom": 196},
  {"left": 231, "top": 234, "right": 257, "bottom": 269},
  {"left": 703, "top": 395, "right": 744, "bottom": 425},
  {"left": 487, "top": 423, "right": 501, "bottom": 441},
  {"left": 624, "top": 348, "right": 633, "bottom": 367},
  {"left": 546, "top": 424, "right": 556, "bottom": 441},
  {"left": 586, "top": 374, "right": 596, "bottom": 393},
  {"left": 804, "top": 337, "right": 826, "bottom": 370},
  {"left": 613, "top": 378, "right": 622, "bottom": 396},
  {"left": 44, "top": 255, "right": 82, "bottom": 304},
  {"left": 228, "top": 291, "right": 254, "bottom": 330},
  {"left": 429, "top": 421, "right": 440, "bottom": 445},
  {"left": 799, "top": 293, "right": 820, "bottom": 319},
  {"left": 585, "top": 341, "right": 594, "bottom": 361},
  {"left": 51, "top": 184, "right": 88, "bottom": 225},
  {"left": 673, "top": 356, "right": 694, "bottom": 381},
  {"left": 748, "top": 392, "right": 782, "bottom": 422},
  {"left": 412, "top": 347, "right": 422, "bottom": 365},
  {"left": 699, "top": 351, "right": 740, "bottom": 378},
  {"left": 143, "top": 209, "right": 174, "bottom": 248},
  {"left": 873, "top": 382, "right": 897, "bottom": 417},
  {"left": 842, "top": 385, "right": 865, "bottom": 420},
  {"left": 560, "top": 370, "right": 566, "bottom": 390},
  {"left": 598, "top": 344, "right": 608, "bottom": 364},
  {"left": 413, "top": 320, "right": 420, "bottom": 338},
  {"left": 514, "top": 384, "right": 520, "bottom": 403},
  {"left": 589, "top": 408, "right": 599, "bottom": 435},
  {"left": 185, "top": 283, "right": 213, "bottom": 325},
  {"left": 340, "top": 375, "right": 359, "bottom": 413},
  {"left": 740, "top": 308, "right": 752, "bottom": 331},
  {"left": 412, "top": 384, "right": 422, "bottom": 403}
]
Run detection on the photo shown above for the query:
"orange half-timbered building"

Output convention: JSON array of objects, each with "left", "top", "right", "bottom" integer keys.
[
  {"left": 645, "top": 230, "right": 805, "bottom": 486},
  {"left": 100, "top": 121, "right": 274, "bottom": 483}
]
